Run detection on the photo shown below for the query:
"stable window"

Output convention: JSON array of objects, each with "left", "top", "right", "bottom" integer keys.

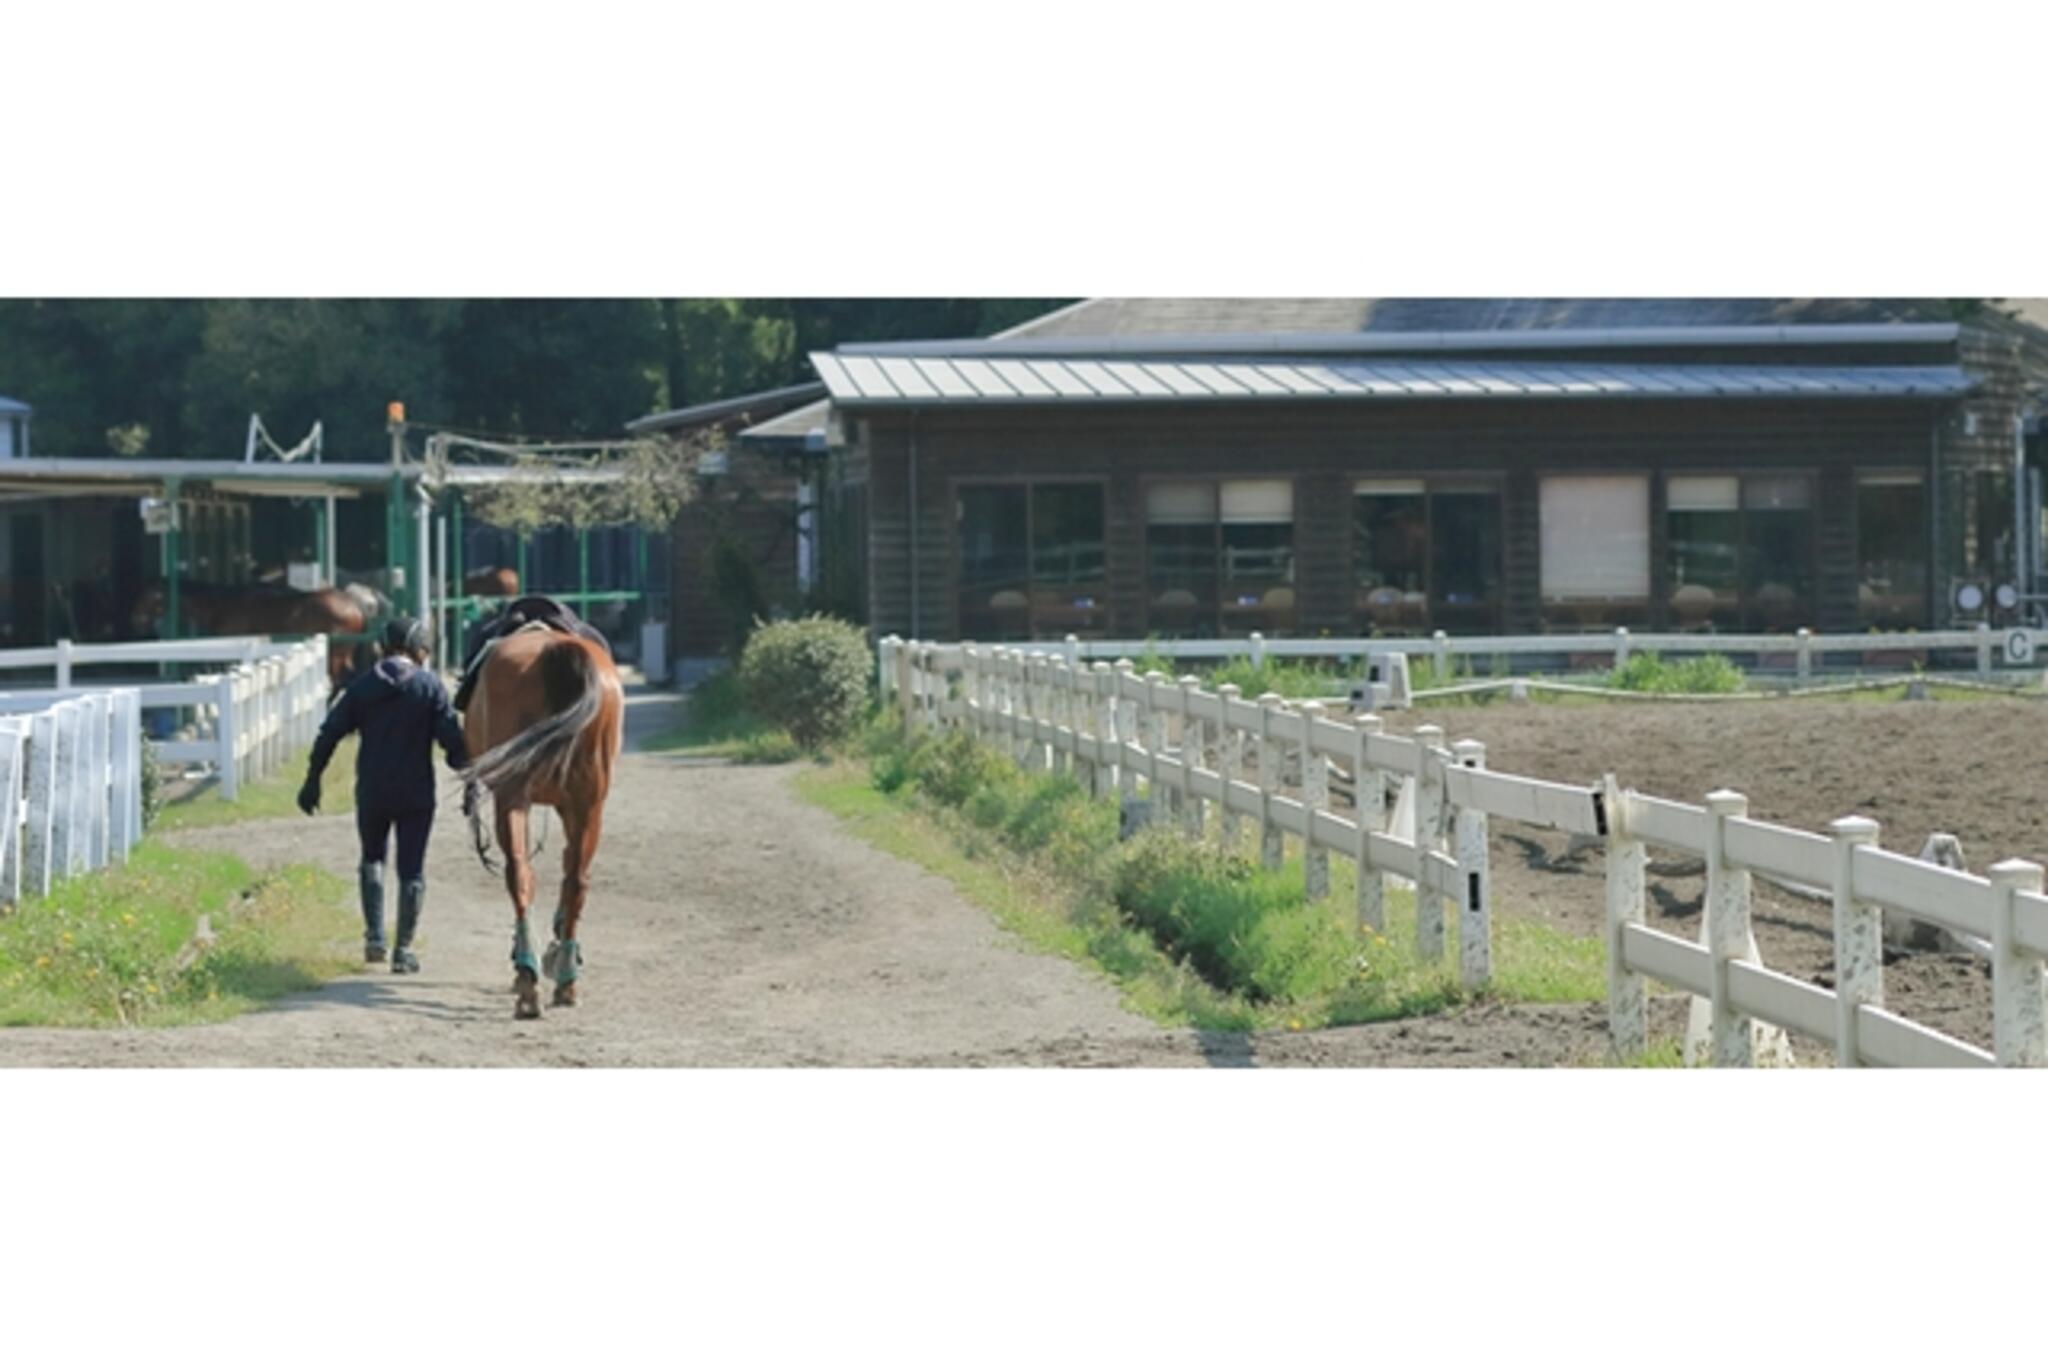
[
  {"left": 1145, "top": 478, "right": 1295, "bottom": 636},
  {"left": 957, "top": 481, "right": 1106, "bottom": 640},
  {"left": 1353, "top": 479, "right": 1502, "bottom": 635},
  {"left": 1539, "top": 475, "right": 1650, "bottom": 628},
  {"left": 1857, "top": 474, "right": 1926, "bottom": 628},
  {"left": 1664, "top": 473, "right": 1815, "bottom": 631}
]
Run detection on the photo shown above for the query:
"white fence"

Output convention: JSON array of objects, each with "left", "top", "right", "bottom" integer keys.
[
  {"left": 995, "top": 624, "right": 2042, "bottom": 683},
  {"left": 0, "top": 635, "right": 330, "bottom": 800},
  {"left": 0, "top": 688, "right": 143, "bottom": 908},
  {"left": 881, "top": 636, "right": 2048, "bottom": 1068}
]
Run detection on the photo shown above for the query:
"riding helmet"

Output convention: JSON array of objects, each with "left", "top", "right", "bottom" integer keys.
[{"left": 382, "top": 616, "right": 431, "bottom": 654}]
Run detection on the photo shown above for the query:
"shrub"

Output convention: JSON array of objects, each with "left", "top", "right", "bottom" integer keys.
[
  {"left": 1110, "top": 833, "right": 1354, "bottom": 1003},
  {"left": 738, "top": 615, "right": 874, "bottom": 753},
  {"left": 904, "top": 731, "right": 1014, "bottom": 808},
  {"left": 1605, "top": 651, "right": 1745, "bottom": 695}
]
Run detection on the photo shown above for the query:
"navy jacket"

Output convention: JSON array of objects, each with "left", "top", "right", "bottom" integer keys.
[{"left": 308, "top": 656, "right": 469, "bottom": 813}]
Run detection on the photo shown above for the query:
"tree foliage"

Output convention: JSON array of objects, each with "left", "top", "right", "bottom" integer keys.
[
  {"left": 0, "top": 299, "right": 1073, "bottom": 458},
  {"left": 442, "top": 435, "right": 705, "bottom": 534}
]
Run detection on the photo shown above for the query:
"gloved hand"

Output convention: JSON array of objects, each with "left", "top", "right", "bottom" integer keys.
[{"left": 296, "top": 777, "right": 321, "bottom": 816}]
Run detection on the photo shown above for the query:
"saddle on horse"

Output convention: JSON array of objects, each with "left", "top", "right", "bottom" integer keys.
[{"left": 454, "top": 595, "right": 614, "bottom": 712}]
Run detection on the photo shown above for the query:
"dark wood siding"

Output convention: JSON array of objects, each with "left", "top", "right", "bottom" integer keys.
[{"left": 852, "top": 397, "right": 1955, "bottom": 639}]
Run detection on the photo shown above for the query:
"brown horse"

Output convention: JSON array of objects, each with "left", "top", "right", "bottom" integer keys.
[
  {"left": 462, "top": 627, "right": 624, "bottom": 1019},
  {"left": 132, "top": 580, "right": 368, "bottom": 689}
]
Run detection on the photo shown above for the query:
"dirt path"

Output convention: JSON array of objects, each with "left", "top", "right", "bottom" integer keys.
[{"left": 2, "top": 692, "right": 1629, "bottom": 1068}]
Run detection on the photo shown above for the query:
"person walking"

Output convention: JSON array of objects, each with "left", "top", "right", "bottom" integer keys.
[{"left": 298, "top": 617, "right": 470, "bottom": 972}]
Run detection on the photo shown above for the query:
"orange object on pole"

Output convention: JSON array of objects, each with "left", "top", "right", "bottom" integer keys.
[{"left": 387, "top": 400, "right": 406, "bottom": 425}]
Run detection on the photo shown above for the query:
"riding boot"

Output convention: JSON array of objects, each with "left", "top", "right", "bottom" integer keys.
[
  {"left": 392, "top": 879, "right": 425, "bottom": 974},
  {"left": 358, "top": 862, "right": 387, "bottom": 964}
]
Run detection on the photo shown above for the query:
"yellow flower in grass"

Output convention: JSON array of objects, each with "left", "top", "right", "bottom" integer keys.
[
  {"left": 34, "top": 956, "right": 51, "bottom": 970},
  {"left": 121, "top": 914, "right": 136, "bottom": 927}
]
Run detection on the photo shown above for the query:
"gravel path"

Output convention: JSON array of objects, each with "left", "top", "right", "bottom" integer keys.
[{"left": 2, "top": 691, "right": 1629, "bottom": 1068}]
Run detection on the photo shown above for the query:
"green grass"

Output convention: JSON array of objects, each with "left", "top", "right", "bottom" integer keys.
[
  {"left": 0, "top": 842, "right": 359, "bottom": 1027},
  {"left": 1605, "top": 651, "right": 1746, "bottom": 694},
  {"left": 154, "top": 737, "right": 360, "bottom": 831},
  {"left": 642, "top": 668, "right": 801, "bottom": 761},
  {"left": 805, "top": 726, "right": 1608, "bottom": 1033}
]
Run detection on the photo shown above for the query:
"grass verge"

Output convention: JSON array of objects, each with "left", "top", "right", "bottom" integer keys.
[
  {"left": 643, "top": 669, "right": 801, "bottom": 762},
  {"left": 155, "top": 737, "right": 359, "bottom": 831},
  {"left": 0, "top": 842, "right": 358, "bottom": 1027},
  {"left": 803, "top": 725, "right": 1605, "bottom": 1032}
]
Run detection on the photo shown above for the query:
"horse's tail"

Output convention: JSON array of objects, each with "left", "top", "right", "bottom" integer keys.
[{"left": 466, "top": 636, "right": 612, "bottom": 799}]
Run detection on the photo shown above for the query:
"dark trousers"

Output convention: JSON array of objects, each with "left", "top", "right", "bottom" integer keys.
[{"left": 358, "top": 805, "right": 435, "bottom": 882}]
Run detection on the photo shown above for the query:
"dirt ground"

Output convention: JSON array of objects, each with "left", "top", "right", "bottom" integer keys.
[
  {"left": 1395, "top": 694, "right": 2048, "bottom": 1055},
  {"left": 5, "top": 690, "right": 2031, "bottom": 1068}
]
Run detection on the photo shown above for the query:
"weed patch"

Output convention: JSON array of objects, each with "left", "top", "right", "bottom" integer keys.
[{"left": 0, "top": 843, "right": 357, "bottom": 1027}]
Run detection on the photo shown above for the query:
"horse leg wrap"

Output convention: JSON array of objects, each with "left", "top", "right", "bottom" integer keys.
[
  {"left": 510, "top": 920, "right": 538, "bottom": 975},
  {"left": 544, "top": 938, "right": 582, "bottom": 987},
  {"left": 358, "top": 862, "right": 386, "bottom": 951}
]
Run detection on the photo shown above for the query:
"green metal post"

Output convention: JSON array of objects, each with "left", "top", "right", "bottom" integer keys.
[
  {"left": 516, "top": 532, "right": 528, "bottom": 593},
  {"left": 578, "top": 524, "right": 591, "bottom": 608},
  {"left": 634, "top": 524, "right": 649, "bottom": 638}
]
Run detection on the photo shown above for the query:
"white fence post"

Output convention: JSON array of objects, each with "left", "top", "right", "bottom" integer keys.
[
  {"left": 25, "top": 708, "right": 58, "bottom": 897},
  {"left": 1977, "top": 621, "right": 1993, "bottom": 679},
  {"left": 56, "top": 638, "right": 74, "bottom": 690},
  {"left": 1091, "top": 663, "right": 1117, "bottom": 799},
  {"left": 1614, "top": 627, "right": 1631, "bottom": 669},
  {"left": 1142, "top": 671, "right": 1169, "bottom": 813},
  {"left": 1829, "top": 816, "right": 1883, "bottom": 1068},
  {"left": 215, "top": 671, "right": 240, "bottom": 801},
  {"left": 1256, "top": 692, "right": 1284, "bottom": 871},
  {"left": 1353, "top": 713, "right": 1386, "bottom": 934},
  {"left": 83, "top": 693, "right": 110, "bottom": 869},
  {"left": 1179, "top": 675, "right": 1204, "bottom": 840},
  {"left": 1114, "top": 661, "right": 1138, "bottom": 799},
  {"left": 0, "top": 721, "right": 23, "bottom": 906},
  {"left": 1604, "top": 776, "right": 1647, "bottom": 1059},
  {"left": 50, "top": 701, "right": 80, "bottom": 876},
  {"left": 1432, "top": 630, "right": 1450, "bottom": 680},
  {"left": 1302, "top": 701, "right": 1330, "bottom": 900},
  {"left": 1989, "top": 858, "right": 2048, "bottom": 1066},
  {"left": 1414, "top": 722, "right": 1447, "bottom": 960},
  {"left": 1454, "top": 738, "right": 1491, "bottom": 990},
  {"left": 1217, "top": 684, "right": 1244, "bottom": 850},
  {"left": 1688, "top": 789, "right": 1794, "bottom": 1067},
  {"left": 1796, "top": 628, "right": 1813, "bottom": 683},
  {"left": 1249, "top": 632, "right": 1266, "bottom": 671}
]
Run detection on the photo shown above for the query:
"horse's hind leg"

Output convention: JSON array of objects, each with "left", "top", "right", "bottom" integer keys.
[
  {"left": 546, "top": 804, "right": 601, "bottom": 1008},
  {"left": 499, "top": 803, "right": 542, "bottom": 1020}
]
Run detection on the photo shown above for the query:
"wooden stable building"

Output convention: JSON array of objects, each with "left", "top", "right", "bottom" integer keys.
[{"left": 795, "top": 299, "right": 2048, "bottom": 643}]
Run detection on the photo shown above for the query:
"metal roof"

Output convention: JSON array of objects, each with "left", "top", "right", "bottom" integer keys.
[
  {"left": 0, "top": 457, "right": 635, "bottom": 500},
  {"left": 737, "top": 397, "right": 831, "bottom": 450},
  {"left": 624, "top": 381, "right": 827, "bottom": 436},
  {"left": 0, "top": 394, "right": 31, "bottom": 415},
  {"left": 837, "top": 323, "right": 1962, "bottom": 360},
  {"left": 810, "top": 354, "right": 1975, "bottom": 408}
]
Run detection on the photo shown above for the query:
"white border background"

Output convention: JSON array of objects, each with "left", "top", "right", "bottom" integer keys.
[{"left": 6, "top": 4, "right": 2048, "bottom": 1362}]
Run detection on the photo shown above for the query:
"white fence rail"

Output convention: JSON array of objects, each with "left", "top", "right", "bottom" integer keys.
[
  {"left": 980, "top": 624, "right": 2042, "bottom": 683},
  {"left": 881, "top": 636, "right": 2048, "bottom": 1068},
  {"left": 0, "top": 688, "right": 143, "bottom": 908},
  {"left": 0, "top": 635, "right": 330, "bottom": 800}
]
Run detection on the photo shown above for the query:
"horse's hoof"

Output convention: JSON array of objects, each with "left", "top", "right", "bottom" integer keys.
[
  {"left": 513, "top": 967, "right": 541, "bottom": 1019},
  {"left": 552, "top": 982, "right": 578, "bottom": 1007}
]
